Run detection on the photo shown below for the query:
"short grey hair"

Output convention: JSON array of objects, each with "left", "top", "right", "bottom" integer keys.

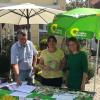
[{"left": 17, "top": 30, "right": 28, "bottom": 37}]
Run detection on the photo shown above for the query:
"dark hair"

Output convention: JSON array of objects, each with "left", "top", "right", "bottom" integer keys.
[
  {"left": 47, "top": 36, "right": 57, "bottom": 43},
  {"left": 17, "top": 31, "right": 27, "bottom": 36},
  {"left": 68, "top": 37, "right": 80, "bottom": 51}
]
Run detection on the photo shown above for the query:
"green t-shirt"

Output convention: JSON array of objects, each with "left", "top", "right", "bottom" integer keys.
[{"left": 66, "top": 51, "right": 88, "bottom": 91}]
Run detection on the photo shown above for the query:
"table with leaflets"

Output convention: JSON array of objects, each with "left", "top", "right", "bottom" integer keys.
[{"left": 0, "top": 82, "right": 94, "bottom": 100}]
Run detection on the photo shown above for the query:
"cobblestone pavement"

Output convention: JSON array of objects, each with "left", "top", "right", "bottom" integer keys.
[{"left": 85, "top": 68, "right": 100, "bottom": 100}]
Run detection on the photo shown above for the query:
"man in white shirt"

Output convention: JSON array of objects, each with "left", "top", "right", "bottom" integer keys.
[{"left": 11, "top": 31, "right": 38, "bottom": 85}]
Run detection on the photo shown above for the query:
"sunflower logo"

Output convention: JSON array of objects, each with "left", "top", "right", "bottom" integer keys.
[
  {"left": 71, "top": 28, "right": 79, "bottom": 37},
  {"left": 2, "top": 95, "right": 17, "bottom": 100},
  {"left": 96, "top": 14, "right": 100, "bottom": 16},
  {"left": 97, "top": 32, "right": 100, "bottom": 39},
  {"left": 50, "top": 24, "right": 58, "bottom": 33}
]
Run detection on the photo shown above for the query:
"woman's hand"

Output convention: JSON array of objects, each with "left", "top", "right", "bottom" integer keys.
[
  {"left": 50, "top": 60, "right": 60, "bottom": 71},
  {"left": 81, "top": 83, "right": 85, "bottom": 91},
  {"left": 81, "top": 73, "right": 87, "bottom": 91},
  {"left": 39, "top": 58, "right": 51, "bottom": 71},
  {"left": 43, "top": 65, "right": 51, "bottom": 70},
  {"left": 54, "top": 65, "right": 60, "bottom": 71}
]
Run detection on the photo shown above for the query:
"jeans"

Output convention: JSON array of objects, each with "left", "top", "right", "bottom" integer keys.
[{"left": 19, "top": 69, "right": 32, "bottom": 81}]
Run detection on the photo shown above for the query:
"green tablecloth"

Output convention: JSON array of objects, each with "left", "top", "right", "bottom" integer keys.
[
  {"left": 0, "top": 88, "right": 93, "bottom": 100},
  {"left": 27, "top": 92, "right": 55, "bottom": 100},
  {"left": 0, "top": 89, "right": 54, "bottom": 100},
  {"left": 0, "top": 89, "right": 18, "bottom": 100}
]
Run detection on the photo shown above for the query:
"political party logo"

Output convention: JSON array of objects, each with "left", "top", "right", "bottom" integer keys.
[
  {"left": 97, "top": 32, "right": 100, "bottom": 39},
  {"left": 96, "top": 14, "right": 100, "bottom": 16},
  {"left": 71, "top": 28, "right": 79, "bottom": 37},
  {"left": 50, "top": 24, "right": 58, "bottom": 33}
]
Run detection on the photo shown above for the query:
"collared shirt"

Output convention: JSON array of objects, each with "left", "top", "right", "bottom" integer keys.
[{"left": 11, "top": 40, "right": 38, "bottom": 70}]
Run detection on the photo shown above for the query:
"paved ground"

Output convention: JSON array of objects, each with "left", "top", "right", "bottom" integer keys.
[{"left": 85, "top": 68, "right": 100, "bottom": 100}]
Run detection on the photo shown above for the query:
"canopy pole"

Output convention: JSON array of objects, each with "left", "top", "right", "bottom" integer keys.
[
  {"left": 26, "top": 9, "right": 31, "bottom": 40},
  {"left": 94, "top": 40, "right": 99, "bottom": 92},
  {"left": 0, "top": 34, "right": 2, "bottom": 53},
  {"left": 87, "top": 0, "right": 90, "bottom": 7}
]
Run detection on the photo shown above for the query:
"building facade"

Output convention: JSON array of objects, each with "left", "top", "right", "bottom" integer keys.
[
  {"left": 90, "top": 0, "right": 100, "bottom": 8},
  {"left": 90, "top": 0, "right": 100, "bottom": 5}
]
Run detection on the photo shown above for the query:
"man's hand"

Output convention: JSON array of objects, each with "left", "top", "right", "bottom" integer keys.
[
  {"left": 12, "top": 64, "right": 21, "bottom": 86},
  {"left": 16, "top": 78, "right": 22, "bottom": 86}
]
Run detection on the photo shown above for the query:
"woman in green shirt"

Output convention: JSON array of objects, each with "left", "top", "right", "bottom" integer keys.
[{"left": 66, "top": 37, "right": 88, "bottom": 91}]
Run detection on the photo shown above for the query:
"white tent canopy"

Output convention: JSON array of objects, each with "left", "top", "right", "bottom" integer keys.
[{"left": 0, "top": 3, "right": 64, "bottom": 25}]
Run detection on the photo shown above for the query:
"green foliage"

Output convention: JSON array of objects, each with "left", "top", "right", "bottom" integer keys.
[
  {"left": 34, "top": 44, "right": 40, "bottom": 51},
  {"left": 40, "top": 38, "right": 47, "bottom": 44},
  {"left": 2, "top": 38, "right": 13, "bottom": 57},
  {"left": 40, "top": 34, "right": 48, "bottom": 50},
  {"left": 0, "top": 37, "right": 13, "bottom": 77},
  {"left": 66, "top": 0, "right": 88, "bottom": 11}
]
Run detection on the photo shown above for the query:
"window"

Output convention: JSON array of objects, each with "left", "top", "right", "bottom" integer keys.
[
  {"left": 39, "top": 24, "right": 47, "bottom": 32},
  {"left": 39, "top": 24, "right": 44, "bottom": 30},
  {"left": 53, "top": 0, "right": 58, "bottom": 5},
  {"left": 14, "top": 25, "right": 30, "bottom": 32}
]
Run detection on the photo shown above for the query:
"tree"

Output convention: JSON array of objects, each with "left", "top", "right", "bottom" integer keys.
[{"left": 66, "top": 0, "right": 90, "bottom": 10}]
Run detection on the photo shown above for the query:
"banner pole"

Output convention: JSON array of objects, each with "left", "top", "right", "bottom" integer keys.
[{"left": 94, "top": 40, "right": 99, "bottom": 92}]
